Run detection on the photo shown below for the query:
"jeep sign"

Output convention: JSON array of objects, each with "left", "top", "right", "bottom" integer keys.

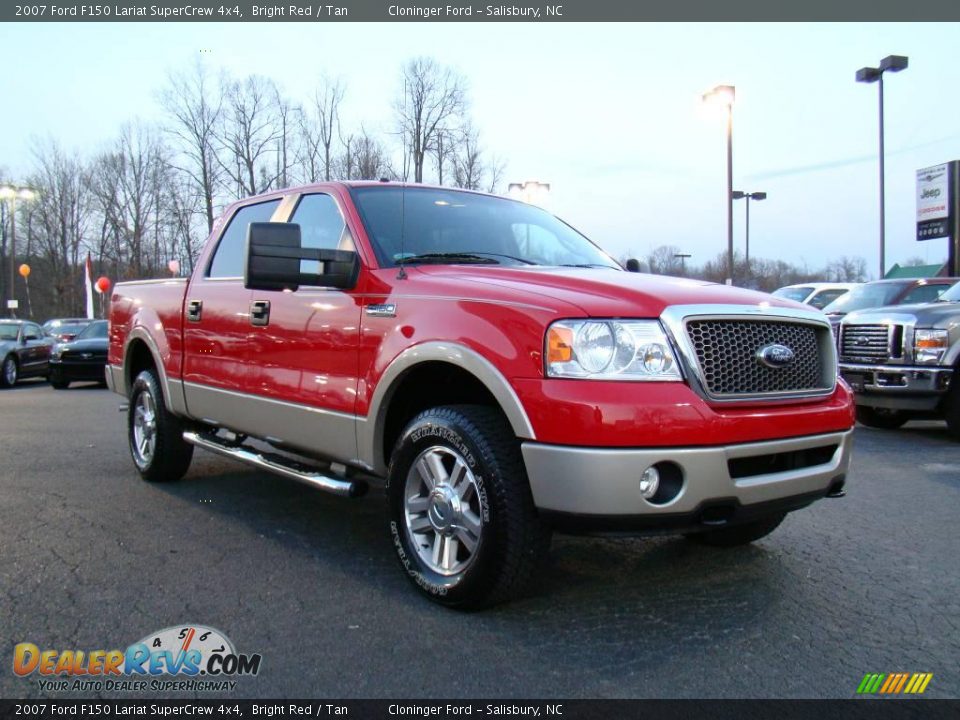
[{"left": 916, "top": 161, "right": 956, "bottom": 242}]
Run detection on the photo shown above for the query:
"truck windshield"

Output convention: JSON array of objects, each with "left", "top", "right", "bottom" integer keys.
[
  {"left": 937, "top": 283, "right": 960, "bottom": 303},
  {"left": 821, "top": 283, "right": 904, "bottom": 314},
  {"left": 351, "top": 186, "right": 620, "bottom": 270},
  {"left": 772, "top": 287, "right": 812, "bottom": 303}
]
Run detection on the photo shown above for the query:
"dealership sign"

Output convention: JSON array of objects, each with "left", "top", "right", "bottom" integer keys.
[{"left": 916, "top": 161, "right": 957, "bottom": 241}]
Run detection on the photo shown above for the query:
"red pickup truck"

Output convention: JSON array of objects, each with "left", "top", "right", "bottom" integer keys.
[{"left": 108, "top": 182, "right": 855, "bottom": 608}]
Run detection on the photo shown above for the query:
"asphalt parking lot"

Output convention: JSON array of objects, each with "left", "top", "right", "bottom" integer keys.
[{"left": 1, "top": 379, "right": 957, "bottom": 699}]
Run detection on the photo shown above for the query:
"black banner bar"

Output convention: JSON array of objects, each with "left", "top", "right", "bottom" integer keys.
[
  {"left": 0, "top": 700, "right": 958, "bottom": 720},
  {"left": 3, "top": 0, "right": 960, "bottom": 22}
]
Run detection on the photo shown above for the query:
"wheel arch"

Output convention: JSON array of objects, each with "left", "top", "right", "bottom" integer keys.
[
  {"left": 123, "top": 330, "right": 175, "bottom": 410},
  {"left": 360, "top": 342, "right": 536, "bottom": 475}
]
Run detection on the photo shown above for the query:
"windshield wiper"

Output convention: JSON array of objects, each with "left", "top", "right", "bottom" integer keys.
[
  {"left": 466, "top": 252, "right": 537, "bottom": 265},
  {"left": 396, "top": 253, "right": 500, "bottom": 265},
  {"left": 558, "top": 263, "right": 617, "bottom": 269}
]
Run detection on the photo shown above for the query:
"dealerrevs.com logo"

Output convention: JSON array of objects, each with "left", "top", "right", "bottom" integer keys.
[{"left": 13, "top": 624, "right": 262, "bottom": 693}]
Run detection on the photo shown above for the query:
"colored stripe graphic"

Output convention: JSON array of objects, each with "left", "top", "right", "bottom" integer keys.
[{"left": 857, "top": 672, "right": 933, "bottom": 694}]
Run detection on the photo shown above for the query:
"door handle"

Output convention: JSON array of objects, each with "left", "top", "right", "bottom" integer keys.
[
  {"left": 250, "top": 300, "right": 271, "bottom": 326},
  {"left": 187, "top": 300, "right": 203, "bottom": 322}
]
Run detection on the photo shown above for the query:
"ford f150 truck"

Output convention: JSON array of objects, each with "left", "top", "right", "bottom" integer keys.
[
  {"left": 107, "top": 182, "right": 855, "bottom": 608},
  {"left": 838, "top": 281, "right": 960, "bottom": 437}
]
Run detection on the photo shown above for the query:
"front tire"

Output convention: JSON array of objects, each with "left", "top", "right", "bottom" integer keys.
[
  {"left": 687, "top": 513, "right": 786, "bottom": 547},
  {"left": 856, "top": 406, "right": 908, "bottom": 429},
  {"left": 50, "top": 372, "right": 70, "bottom": 390},
  {"left": 1, "top": 355, "right": 18, "bottom": 388},
  {"left": 128, "top": 369, "right": 193, "bottom": 483},
  {"left": 386, "top": 405, "right": 550, "bottom": 609}
]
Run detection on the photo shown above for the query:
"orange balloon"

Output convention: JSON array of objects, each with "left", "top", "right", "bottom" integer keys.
[
  {"left": 18, "top": 263, "right": 30, "bottom": 278},
  {"left": 95, "top": 276, "right": 111, "bottom": 294}
]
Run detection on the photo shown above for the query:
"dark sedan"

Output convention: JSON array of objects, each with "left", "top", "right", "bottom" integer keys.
[
  {"left": 48, "top": 320, "right": 108, "bottom": 389},
  {"left": 0, "top": 320, "right": 55, "bottom": 388},
  {"left": 43, "top": 318, "right": 93, "bottom": 343}
]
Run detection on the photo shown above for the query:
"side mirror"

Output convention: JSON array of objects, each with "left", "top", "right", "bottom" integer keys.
[
  {"left": 625, "top": 258, "right": 641, "bottom": 273},
  {"left": 244, "top": 222, "right": 360, "bottom": 292}
]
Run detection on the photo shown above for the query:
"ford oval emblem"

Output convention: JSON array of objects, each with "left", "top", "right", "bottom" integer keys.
[{"left": 757, "top": 343, "right": 795, "bottom": 369}]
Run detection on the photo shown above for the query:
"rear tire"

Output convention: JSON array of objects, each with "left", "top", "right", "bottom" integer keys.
[
  {"left": 128, "top": 369, "right": 193, "bottom": 483},
  {"left": 0, "top": 355, "right": 18, "bottom": 388},
  {"left": 856, "top": 405, "right": 908, "bottom": 430},
  {"left": 687, "top": 513, "right": 786, "bottom": 547},
  {"left": 386, "top": 405, "right": 550, "bottom": 610}
]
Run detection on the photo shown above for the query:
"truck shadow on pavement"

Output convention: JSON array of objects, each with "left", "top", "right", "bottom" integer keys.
[{"left": 145, "top": 456, "right": 800, "bottom": 688}]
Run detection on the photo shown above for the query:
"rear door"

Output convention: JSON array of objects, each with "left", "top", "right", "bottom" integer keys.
[{"left": 181, "top": 196, "right": 285, "bottom": 424}]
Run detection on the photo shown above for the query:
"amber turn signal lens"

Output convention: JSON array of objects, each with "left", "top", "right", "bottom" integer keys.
[
  {"left": 916, "top": 337, "right": 946, "bottom": 349},
  {"left": 547, "top": 326, "right": 574, "bottom": 364}
]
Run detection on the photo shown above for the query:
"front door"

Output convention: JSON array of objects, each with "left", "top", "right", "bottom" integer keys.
[{"left": 244, "top": 190, "right": 366, "bottom": 464}]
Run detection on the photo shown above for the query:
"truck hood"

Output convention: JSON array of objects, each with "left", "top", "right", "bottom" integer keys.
[
  {"left": 415, "top": 266, "right": 798, "bottom": 317},
  {"left": 846, "top": 301, "right": 960, "bottom": 329}
]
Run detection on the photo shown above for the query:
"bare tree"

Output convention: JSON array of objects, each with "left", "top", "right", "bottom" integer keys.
[
  {"left": 218, "top": 74, "right": 283, "bottom": 196},
  {"left": 824, "top": 256, "right": 869, "bottom": 282},
  {"left": 27, "top": 140, "right": 92, "bottom": 314},
  {"left": 300, "top": 77, "right": 345, "bottom": 183},
  {"left": 396, "top": 57, "right": 466, "bottom": 183},
  {"left": 645, "top": 245, "right": 686, "bottom": 276},
  {"left": 340, "top": 128, "right": 391, "bottom": 180},
  {"left": 90, "top": 123, "right": 170, "bottom": 278},
  {"left": 158, "top": 60, "right": 224, "bottom": 232},
  {"left": 273, "top": 84, "right": 297, "bottom": 189},
  {"left": 450, "top": 123, "right": 505, "bottom": 193}
]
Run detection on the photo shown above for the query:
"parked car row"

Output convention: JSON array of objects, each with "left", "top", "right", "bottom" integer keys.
[{"left": 0, "top": 318, "right": 109, "bottom": 389}]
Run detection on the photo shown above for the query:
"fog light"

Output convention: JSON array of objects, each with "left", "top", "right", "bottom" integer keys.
[{"left": 639, "top": 466, "right": 660, "bottom": 499}]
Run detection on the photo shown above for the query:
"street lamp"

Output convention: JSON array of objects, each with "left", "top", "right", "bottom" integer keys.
[
  {"left": 732, "top": 190, "right": 767, "bottom": 271},
  {"left": 673, "top": 252, "right": 692, "bottom": 275},
  {"left": 0, "top": 185, "right": 38, "bottom": 318},
  {"left": 702, "top": 84, "right": 735, "bottom": 285},
  {"left": 856, "top": 55, "right": 908, "bottom": 279}
]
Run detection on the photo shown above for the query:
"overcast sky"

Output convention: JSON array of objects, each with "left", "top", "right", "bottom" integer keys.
[{"left": 1, "top": 21, "right": 958, "bottom": 276}]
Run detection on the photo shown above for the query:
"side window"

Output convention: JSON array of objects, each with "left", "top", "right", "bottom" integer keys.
[
  {"left": 809, "top": 289, "right": 848, "bottom": 310},
  {"left": 24, "top": 324, "right": 41, "bottom": 341},
  {"left": 900, "top": 284, "right": 947, "bottom": 304},
  {"left": 291, "top": 194, "right": 349, "bottom": 252},
  {"left": 208, "top": 199, "right": 282, "bottom": 278}
]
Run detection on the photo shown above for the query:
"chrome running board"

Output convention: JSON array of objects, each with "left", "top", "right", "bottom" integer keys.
[{"left": 182, "top": 431, "right": 367, "bottom": 498}]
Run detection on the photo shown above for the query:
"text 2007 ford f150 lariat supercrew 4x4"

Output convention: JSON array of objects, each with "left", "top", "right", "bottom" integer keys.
[{"left": 107, "top": 182, "right": 855, "bottom": 608}]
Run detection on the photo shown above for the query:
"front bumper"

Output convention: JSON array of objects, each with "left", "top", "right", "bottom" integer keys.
[
  {"left": 49, "top": 358, "right": 108, "bottom": 381},
  {"left": 522, "top": 430, "right": 853, "bottom": 533},
  {"left": 839, "top": 363, "right": 953, "bottom": 412}
]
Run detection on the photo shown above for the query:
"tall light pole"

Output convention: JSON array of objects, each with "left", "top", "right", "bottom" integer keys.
[
  {"left": 703, "top": 85, "right": 735, "bottom": 285},
  {"left": 673, "top": 252, "right": 691, "bottom": 275},
  {"left": 732, "top": 190, "right": 767, "bottom": 273},
  {"left": 856, "top": 55, "right": 908, "bottom": 279},
  {"left": 0, "top": 185, "right": 38, "bottom": 318}
]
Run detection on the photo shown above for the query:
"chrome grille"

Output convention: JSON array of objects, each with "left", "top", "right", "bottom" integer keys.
[
  {"left": 839, "top": 324, "right": 891, "bottom": 361},
  {"left": 685, "top": 319, "right": 827, "bottom": 398}
]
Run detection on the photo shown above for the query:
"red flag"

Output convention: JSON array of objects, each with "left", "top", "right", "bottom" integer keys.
[{"left": 85, "top": 253, "right": 94, "bottom": 319}]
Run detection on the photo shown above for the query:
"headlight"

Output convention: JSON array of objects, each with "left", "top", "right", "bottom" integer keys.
[
  {"left": 914, "top": 328, "right": 949, "bottom": 364},
  {"left": 545, "top": 320, "right": 683, "bottom": 380},
  {"left": 50, "top": 346, "right": 63, "bottom": 361}
]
